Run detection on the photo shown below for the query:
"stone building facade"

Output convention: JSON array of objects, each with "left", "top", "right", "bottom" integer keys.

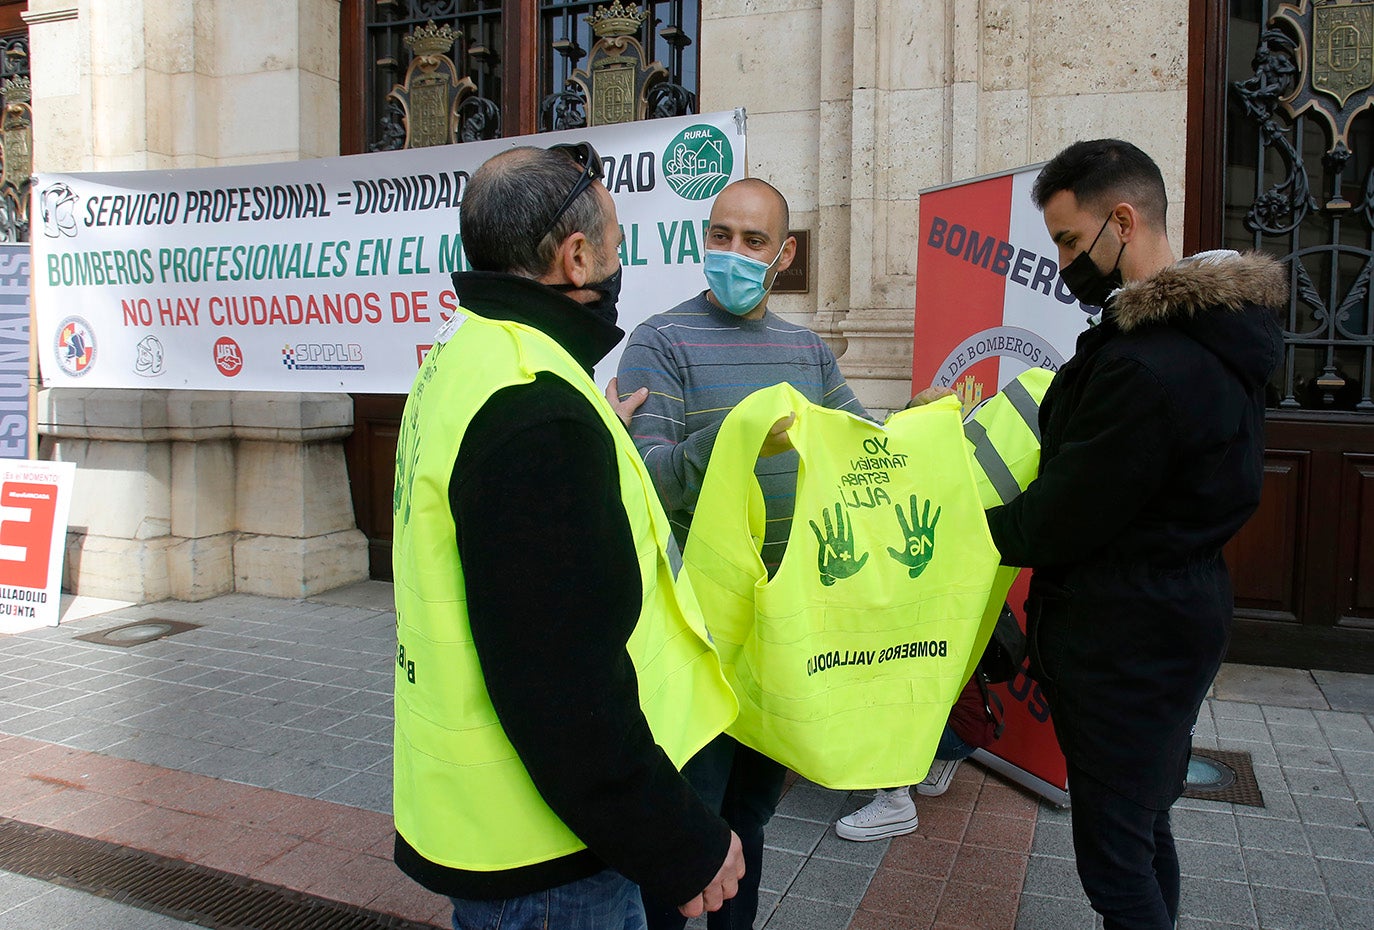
[
  {"left": 705, "top": 0, "right": 1190, "bottom": 410},
  {"left": 27, "top": 0, "right": 365, "bottom": 602},
  {"left": 23, "top": 0, "right": 1190, "bottom": 600}
]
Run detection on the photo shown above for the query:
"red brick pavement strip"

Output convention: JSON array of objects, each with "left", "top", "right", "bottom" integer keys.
[
  {"left": 0, "top": 732, "right": 451, "bottom": 928},
  {"left": 0, "top": 729, "right": 1043, "bottom": 930},
  {"left": 849, "top": 763, "right": 1039, "bottom": 930}
]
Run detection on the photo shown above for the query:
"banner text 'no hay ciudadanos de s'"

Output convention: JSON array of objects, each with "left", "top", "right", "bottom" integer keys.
[{"left": 32, "top": 110, "right": 748, "bottom": 392}]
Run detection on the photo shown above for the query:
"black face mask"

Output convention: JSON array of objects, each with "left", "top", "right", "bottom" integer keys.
[
  {"left": 550, "top": 265, "right": 623, "bottom": 326},
  {"left": 1059, "top": 214, "right": 1125, "bottom": 309}
]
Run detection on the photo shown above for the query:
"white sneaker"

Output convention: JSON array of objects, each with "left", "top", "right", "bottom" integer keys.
[
  {"left": 915, "top": 758, "right": 961, "bottom": 797},
  {"left": 834, "top": 787, "right": 918, "bottom": 841}
]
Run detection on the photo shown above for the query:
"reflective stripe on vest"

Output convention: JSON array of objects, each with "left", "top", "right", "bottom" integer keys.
[
  {"left": 954, "top": 367, "right": 1054, "bottom": 688},
  {"left": 965, "top": 419, "right": 1020, "bottom": 505},
  {"left": 1001, "top": 377, "right": 1043, "bottom": 443},
  {"left": 391, "top": 310, "right": 736, "bottom": 872},
  {"left": 964, "top": 368, "right": 1053, "bottom": 509},
  {"left": 683, "top": 385, "right": 1001, "bottom": 790}
]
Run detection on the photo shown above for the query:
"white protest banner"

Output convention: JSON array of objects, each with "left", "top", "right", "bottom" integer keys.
[
  {"left": 0, "top": 459, "right": 74, "bottom": 632},
  {"left": 33, "top": 110, "right": 747, "bottom": 392}
]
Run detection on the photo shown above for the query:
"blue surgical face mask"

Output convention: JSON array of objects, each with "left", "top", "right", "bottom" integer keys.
[{"left": 704, "top": 245, "right": 786, "bottom": 316}]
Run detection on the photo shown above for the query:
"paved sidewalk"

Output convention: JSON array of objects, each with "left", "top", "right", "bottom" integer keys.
[
  {"left": 0, "top": 584, "right": 1367, "bottom": 930},
  {"left": 1016, "top": 665, "right": 1374, "bottom": 930}
]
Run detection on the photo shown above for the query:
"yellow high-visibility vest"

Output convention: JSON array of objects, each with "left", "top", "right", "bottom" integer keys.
[
  {"left": 954, "top": 368, "right": 1054, "bottom": 689},
  {"left": 391, "top": 309, "right": 737, "bottom": 872},
  {"left": 682, "top": 385, "right": 1000, "bottom": 789}
]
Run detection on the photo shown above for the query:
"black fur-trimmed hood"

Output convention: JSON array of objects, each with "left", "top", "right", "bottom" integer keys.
[
  {"left": 1108, "top": 250, "right": 1286, "bottom": 391},
  {"left": 1110, "top": 251, "right": 1287, "bottom": 332}
]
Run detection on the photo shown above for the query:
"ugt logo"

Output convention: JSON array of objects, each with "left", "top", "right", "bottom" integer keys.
[
  {"left": 213, "top": 336, "right": 244, "bottom": 377},
  {"left": 662, "top": 124, "right": 733, "bottom": 201}
]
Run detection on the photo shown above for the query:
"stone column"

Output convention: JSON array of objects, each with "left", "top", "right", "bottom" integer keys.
[
  {"left": 167, "top": 392, "right": 235, "bottom": 601},
  {"left": 839, "top": 0, "right": 965, "bottom": 415},
  {"left": 40, "top": 389, "right": 175, "bottom": 602},
  {"left": 229, "top": 393, "right": 366, "bottom": 598},
  {"left": 24, "top": 1, "right": 86, "bottom": 172},
  {"left": 27, "top": 0, "right": 357, "bottom": 604},
  {"left": 38, "top": 389, "right": 369, "bottom": 602},
  {"left": 812, "top": 0, "right": 857, "bottom": 350}
]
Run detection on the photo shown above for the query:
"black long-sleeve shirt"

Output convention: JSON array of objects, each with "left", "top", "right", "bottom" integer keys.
[{"left": 394, "top": 272, "right": 729, "bottom": 905}]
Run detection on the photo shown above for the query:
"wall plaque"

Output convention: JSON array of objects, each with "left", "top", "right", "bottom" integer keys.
[{"left": 773, "top": 229, "right": 810, "bottom": 294}]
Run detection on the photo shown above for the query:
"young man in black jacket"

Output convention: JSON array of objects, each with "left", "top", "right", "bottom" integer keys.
[
  {"left": 985, "top": 139, "right": 1284, "bottom": 930},
  {"left": 391, "top": 144, "right": 744, "bottom": 929}
]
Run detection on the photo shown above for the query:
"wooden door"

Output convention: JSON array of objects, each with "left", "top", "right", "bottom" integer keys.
[
  {"left": 1223, "top": 418, "right": 1374, "bottom": 672},
  {"left": 344, "top": 394, "right": 404, "bottom": 580},
  {"left": 1188, "top": 0, "right": 1374, "bottom": 672}
]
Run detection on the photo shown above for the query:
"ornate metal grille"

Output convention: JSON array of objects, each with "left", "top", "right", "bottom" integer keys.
[
  {"left": 364, "top": 1, "right": 698, "bottom": 145},
  {"left": 0, "top": 33, "right": 30, "bottom": 243},
  {"left": 540, "top": 0, "right": 698, "bottom": 131},
  {"left": 1227, "top": 0, "right": 1374, "bottom": 411},
  {"left": 366, "top": 0, "right": 503, "bottom": 150}
]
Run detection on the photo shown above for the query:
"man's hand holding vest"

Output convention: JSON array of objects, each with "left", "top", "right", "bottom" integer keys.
[
  {"left": 905, "top": 384, "right": 956, "bottom": 409},
  {"left": 678, "top": 830, "right": 745, "bottom": 918},
  {"left": 759, "top": 412, "right": 797, "bottom": 457}
]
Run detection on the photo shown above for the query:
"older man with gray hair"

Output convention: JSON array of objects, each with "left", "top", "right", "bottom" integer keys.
[{"left": 391, "top": 143, "right": 744, "bottom": 930}]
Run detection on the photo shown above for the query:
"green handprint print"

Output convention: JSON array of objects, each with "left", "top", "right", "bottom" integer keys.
[
  {"left": 887, "top": 495, "right": 940, "bottom": 578},
  {"left": 809, "top": 502, "right": 869, "bottom": 586}
]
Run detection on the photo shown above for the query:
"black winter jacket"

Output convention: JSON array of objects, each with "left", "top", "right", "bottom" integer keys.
[
  {"left": 394, "top": 273, "right": 729, "bottom": 904},
  {"left": 986, "top": 251, "right": 1285, "bottom": 808}
]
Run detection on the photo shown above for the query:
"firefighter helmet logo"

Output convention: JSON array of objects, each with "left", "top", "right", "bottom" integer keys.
[{"left": 134, "top": 335, "right": 165, "bottom": 377}]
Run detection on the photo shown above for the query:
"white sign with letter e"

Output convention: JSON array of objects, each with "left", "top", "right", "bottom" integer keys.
[{"left": 0, "top": 460, "right": 76, "bottom": 632}]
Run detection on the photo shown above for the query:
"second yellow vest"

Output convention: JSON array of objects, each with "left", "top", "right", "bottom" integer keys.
[
  {"left": 683, "top": 385, "right": 1000, "bottom": 789},
  {"left": 955, "top": 367, "right": 1055, "bottom": 689}
]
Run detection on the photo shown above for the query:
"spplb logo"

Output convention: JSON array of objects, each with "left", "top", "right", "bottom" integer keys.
[
  {"left": 662, "top": 124, "right": 733, "bottom": 200},
  {"left": 54, "top": 317, "right": 95, "bottom": 377},
  {"left": 282, "top": 342, "right": 365, "bottom": 371},
  {"left": 213, "top": 337, "right": 244, "bottom": 377}
]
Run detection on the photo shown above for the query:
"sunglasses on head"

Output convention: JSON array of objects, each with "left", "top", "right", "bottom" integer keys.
[{"left": 539, "top": 141, "right": 605, "bottom": 243}]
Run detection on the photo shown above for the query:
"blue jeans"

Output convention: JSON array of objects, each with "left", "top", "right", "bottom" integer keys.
[
  {"left": 450, "top": 869, "right": 647, "bottom": 930},
  {"left": 643, "top": 734, "right": 787, "bottom": 930},
  {"left": 935, "top": 723, "right": 975, "bottom": 761},
  {"left": 880, "top": 723, "right": 976, "bottom": 792}
]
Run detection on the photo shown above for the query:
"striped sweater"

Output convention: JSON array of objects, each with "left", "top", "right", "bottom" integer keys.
[{"left": 617, "top": 291, "right": 866, "bottom": 575}]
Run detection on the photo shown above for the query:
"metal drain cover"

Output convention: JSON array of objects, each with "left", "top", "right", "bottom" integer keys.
[
  {"left": 74, "top": 618, "right": 200, "bottom": 648},
  {"left": 0, "top": 816, "right": 435, "bottom": 930}
]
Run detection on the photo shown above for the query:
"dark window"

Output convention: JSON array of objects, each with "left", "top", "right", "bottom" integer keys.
[
  {"left": 341, "top": 0, "right": 699, "bottom": 153},
  {"left": 0, "top": 27, "right": 29, "bottom": 243},
  {"left": 1223, "top": 0, "right": 1374, "bottom": 411}
]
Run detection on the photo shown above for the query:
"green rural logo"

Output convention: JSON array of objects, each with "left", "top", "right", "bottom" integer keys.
[{"left": 662, "top": 125, "right": 733, "bottom": 200}]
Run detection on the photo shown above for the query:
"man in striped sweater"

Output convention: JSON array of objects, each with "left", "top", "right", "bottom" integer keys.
[{"left": 617, "top": 178, "right": 865, "bottom": 930}]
